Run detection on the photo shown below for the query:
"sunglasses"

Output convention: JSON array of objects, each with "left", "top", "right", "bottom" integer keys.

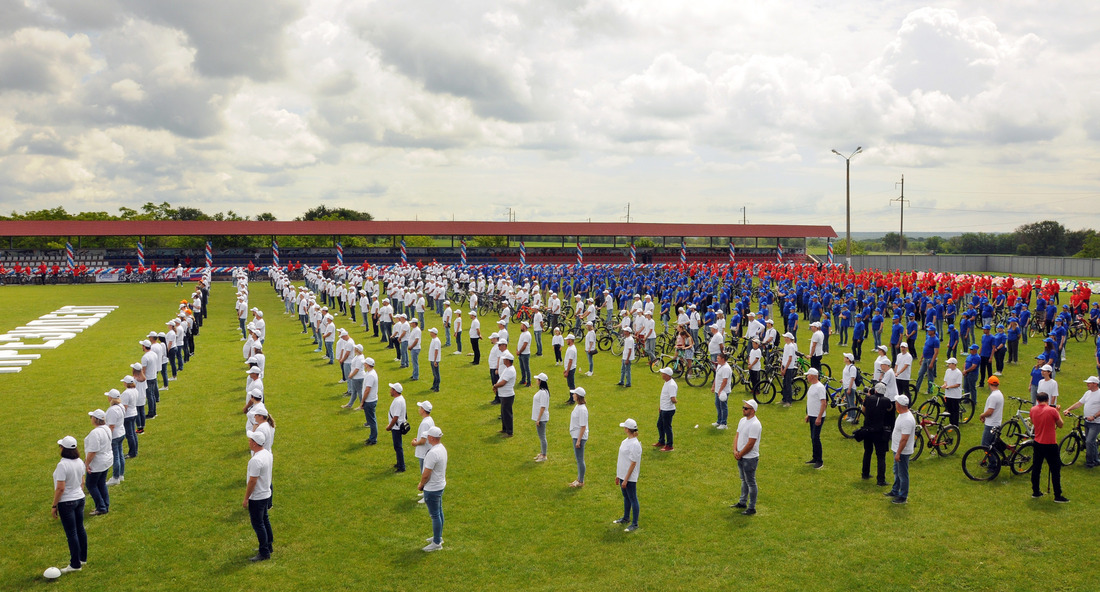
[{"left": 742, "top": 406, "right": 752, "bottom": 411}]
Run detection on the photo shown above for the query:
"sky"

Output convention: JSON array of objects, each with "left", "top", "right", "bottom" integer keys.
[{"left": 1, "top": 0, "right": 1099, "bottom": 234}]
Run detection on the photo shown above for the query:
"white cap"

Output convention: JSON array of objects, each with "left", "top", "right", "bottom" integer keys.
[
  {"left": 619, "top": 418, "right": 638, "bottom": 429},
  {"left": 426, "top": 426, "right": 443, "bottom": 438},
  {"left": 139, "top": 339, "right": 152, "bottom": 348},
  {"left": 497, "top": 319, "right": 506, "bottom": 325},
  {"left": 247, "top": 366, "right": 261, "bottom": 374},
  {"left": 805, "top": 368, "right": 820, "bottom": 376},
  {"left": 121, "top": 375, "right": 136, "bottom": 384},
  {"left": 105, "top": 388, "right": 121, "bottom": 398},
  {"left": 88, "top": 409, "right": 107, "bottom": 420},
  {"left": 417, "top": 401, "right": 433, "bottom": 412},
  {"left": 429, "top": 328, "right": 438, "bottom": 334},
  {"left": 58, "top": 435, "right": 78, "bottom": 449},
  {"left": 570, "top": 387, "right": 587, "bottom": 397},
  {"left": 810, "top": 322, "right": 820, "bottom": 327},
  {"left": 501, "top": 351, "right": 515, "bottom": 361},
  {"left": 364, "top": 357, "right": 375, "bottom": 366},
  {"left": 339, "top": 328, "right": 348, "bottom": 335},
  {"left": 497, "top": 338, "right": 509, "bottom": 345},
  {"left": 389, "top": 382, "right": 403, "bottom": 394},
  {"left": 1041, "top": 364, "right": 1053, "bottom": 372},
  {"left": 250, "top": 403, "right": 268, "bottom": 416},
  {"left": 565, "top": 334, "right": 575, "bottom": 340},
  {"left": 843, "top": 353, "right": 854, "bottom": 361},
  {"left": 743, "top": 399, "right": 758, "bottom": 411},
  {"left": 946, "top": 357, "right": 958, "bottom": 364},
  {"left": 783, "top": 332, "right": 794, "bottom": 340},
  {"left": 659, "top": 367, "right": 674, "bottom": 376},
  {"left": 896, "top": 395, "right": 910, "bottom": 407},
  {"left": 248, "top": 431, "right": 267, "bottom": 446},
  {"left": 534, "top": 372, "right": 548, "bottom": 382},
  {"left": 1085, "top": 376, "right": 1100, "bottom": 384},
  {"left": 354, "top": 344, "right": 364, "bottom": 352},
  {"left": 899, "top": 342, "right": 908, "bottom": 348}
]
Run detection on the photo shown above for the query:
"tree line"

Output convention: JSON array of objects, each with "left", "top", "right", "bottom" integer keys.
[{"left": 819, "top": 220, "right": 1099, "bottom": 259}]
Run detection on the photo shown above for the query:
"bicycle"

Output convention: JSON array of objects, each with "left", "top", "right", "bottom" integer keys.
[
  {"left": 683, "top": 358, "right": 715, "bottom": 388},
  {"left": 909, "top": 412, "right": 961, "bottom": 460},
  {"left": 1001, "top": 396, "right": 1035, "bottom": 440},
  {"left": 961, "top": 425, "right": 1036, "bottom": 481},
  {"left": 916, "top": 389, "right": 975, "bottom": 425},
  {"left": 1058, "top": 413, "right": 1096, "bottom": 466}
]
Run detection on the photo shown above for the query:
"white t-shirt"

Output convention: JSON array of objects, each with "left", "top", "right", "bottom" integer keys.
[
  {"left": 497, "top": 365, "right": 517, "bottom": 398},
  {"left": 564, "top": 345, "right": 577, "bottom": 370},
  {"left": 141, "top": 350, "right": 159, "bottom": 378},
  {"left": 713, "top": 363, "right": 732, "bottom": 395},
  {"left": 423, "top": 443, "right": 448, "bottom": 492},
  {"left": 408, "top": 327, "right": 422, "bottom": 350},
  {"left": 1037, "top": 379, "right": 1059, "bottom": 404},
  {"left": 943, "top": 368, "right": 963, "bottom": 399},
  {"left": 532, "top": 388, "right": 550, "bottom": 421},
  {"left": 809, "top": 330, "right": 824, "bottom": 355},
  {"left": 552, "top": 334, "right": 564, "bottom": 347},
  {"left": 584, "top": 330, "right": 597, "bottom": 353},
  {"left": 470, "top": 319, "right": 481, "bottom": 339},
  {"left": 488, "top": 345, "right": 500, "bottom": 371},
  {"left": 806, "top": 381, "right": 827, "bottom": 418},
  {"left": 1078, "top": 390, "right": 1100, "bottom": 422},
  {"left": 389, "top": 395, "right": 407, "bottom": 424},
  {"left": 84, "top": 425, "right": 113, "bottom": 473},
  {"left": 517, "top": 331, "right": 532, "bottom": 355},
  {"left": 708, "top": 333, "right": 724, "bottom": 355},
  {"left": 246, "top": 448, "right": 273, "bottom": 500},
  {"left": 363, "top": 369, "right": 379, "bottom": 402},
  {"left": 881, "top": 369, "right": 898, "bottom": 401},
  {"left": 736, "top": 416, "right": 763, "bottom": 459},
  {"left": 660, "top": 379, "right": 678, "bottom": 411},
  {"left": 782, "top": 343, "right": 797, "bottom": 369},
  {"left": 428, "top": 337, "right": 441, "bottom": 362},
  {"left": 622, "top": 336, "right": 635, "bottom": 361},
  {"left": 892, "top": 411, "right": 917, "bottom": 454},
  {"left": 895, "top": 352, "right": 914, "bottom": 380},
  {"left": 983, "top": 390, "right": 1004, "bottom": 427},
  {"left": 842, "top": 364, "right": 857, "bottom": 389},
  {"left": 107, "top": 403, "right": 125, "bottom": 438},
  {"left": 53, "top": 458, "right": 86, "bottom": 503},
  {"left": 616, "top": 437, "right": 642, "bottom": 482},
  {"left": 415, "top": 416, "right": 437, "bottom": 459},
  {"left": 569, "top": 404, "right": 589, "bottom": 440},
  {"left": 122, "top": 387, "right": 139, "bottom": 417},
  {"left": 747, "top": 348, "right": 762, "bottom": 371},
  {"left": 253, "top": 422, "right": 274, "bottom": 452}
]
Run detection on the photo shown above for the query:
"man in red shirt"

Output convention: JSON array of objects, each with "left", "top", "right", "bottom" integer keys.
[{"left": 1029, "top": 392, "right": 1068, "bottom": 503}]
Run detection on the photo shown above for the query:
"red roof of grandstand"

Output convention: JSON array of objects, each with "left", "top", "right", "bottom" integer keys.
[{"left": 0, "top": 220, "right": 836, "bottom": 238}]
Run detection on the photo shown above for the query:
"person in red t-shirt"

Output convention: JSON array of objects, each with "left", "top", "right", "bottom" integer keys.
[{"left": 1029, "top": 392, "right": 1068, "bottom": 502}]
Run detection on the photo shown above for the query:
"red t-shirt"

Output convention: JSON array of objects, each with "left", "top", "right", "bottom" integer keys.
[{"left": 1029, "top": 404, "right": 1061, "bottom": 445}]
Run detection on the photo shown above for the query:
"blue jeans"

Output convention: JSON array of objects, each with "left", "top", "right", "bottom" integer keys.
[
  {"left": 325, "top": 340, "right": 334, "bottom": 363},
  {"left": 981, "top": 425, "right": 995, "bottom": 448},
  {"left": 248, "top": 497, "right": 274, "bottom": 558},
  {"left": 715, "top": 394, "right": 728, "bottom": 425},
  {"left": 573, "top": 438, "right": 586, "bottom": 482},
  {"left": 808, "top": 418, "right": 823, "bottom": 462},
  {"left": 424, "top": 488, "right": 444, "bottom": 544},
  {"left": 400, "top": 342, "right": 409, "bottom": 367},
  {"left": 124, "top": 416, "right": 138, "bottom": 456},
  {"left": 890, "top": 453, "right": 911, "bottom": 499},
  {"left": 431, "top": 362, "right": 440, "bottom": 390},
  {"left": 112, "top": 436, "right": 125, "bottom": 478},
  {"left": 146, "top": 379, "right": 159, "bottom": 418},
  {"left": 87, "top": 470, "right": 109, "bottom": 513},
  {"left": 533, "top": 331, "right": 542, "bottom": 355},
  {"left": 1086, "top": 422, "right": 1100, "bottom": 466},
  {"left": 348, "top": 378, "right": 363, "bottom": 406},
  {"left": 518, "top": 354, "right": 531, "bottom": 385},
  {"left": 410, "top": 348, "right": 421, "bottom": 379},
  {"left": 657, "top": 409, "right": 675, "bottom": 446},
  {"left": 737, "top": 456, "right": 759, "bottom": 509},
  {"left": 363, "top": 401, "right": 378, "bottom": 443},
  {"left": 444, "top": 326, "right": 452, "bottom": 347},
  {"left": 137, "top": 404, "right": 146, "bottom": 430},
  {"left": 587, "top": 352, "right": 595, "bottom": 373},
  {"left": 620, "top": 481, "right": 639, "bottom": 527},
  {"left": 620, "top": 361, "right": 631, "bottom": 386},
  {"left": 57, "top": 498, "right": 87, "bottom": 568},
  {"left": 914, "top": 358, "right": 937, "bottom": 395}
]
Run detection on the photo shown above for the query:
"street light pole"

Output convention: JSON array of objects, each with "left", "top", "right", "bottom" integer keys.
[{"left": 831, "top": 147, "right": 862, "bottom": 269}]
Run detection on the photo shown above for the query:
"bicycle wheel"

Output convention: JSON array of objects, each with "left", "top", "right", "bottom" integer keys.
[
  {"left": 597, "top": 336, "right": 612, "bottom": 352},
  {"left": 1002, "top": 419, "right": 1022, "bottom": 441},
  {"left": 611, "top": 339, "right": 624, "bottom": 356},
  {"left": 753, "top": 380, "right": 776, "bottom": 405},
  {"left": 934, "top": 425, "right": 961, "bottom": 456},
  {"left": 917, "top": 399, "right": 940, "bottom": 418},
  {"left": 649, "top": 357, "right": 664, "bottom": 374},
  {"left": 910, "top": 432, "right": 925, "bottom": 461},
  {"left": 1073, "top": 327, "right": 1087, "bottom": 343},
  {"left": 1059, "top": 434, "right": 1082, "bottom": 466},
  {"left": 962, "top": 446, "right": 1002, "bottom": 481},
  {"left": 791, "top": 378, "right": 808, "bottom": 401},
  {"left": 1009, "top": 441, "right": 1036, "bottom": 475},
  {"left": 959, "top": 399, "right": 975, "bottom": 424},
  {"left": 819, "top": 363, "right": 832, "bottom": 379},
  {"left": 684, "top": 362, "right": 710, "bottom": 388},
  {"left": 837, "top": 408, "right": 862, "bottom": 439}
]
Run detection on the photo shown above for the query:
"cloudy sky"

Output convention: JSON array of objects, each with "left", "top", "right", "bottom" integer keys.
[{"left": 2, "top": 0, "right": 1098, "bottom": 233}]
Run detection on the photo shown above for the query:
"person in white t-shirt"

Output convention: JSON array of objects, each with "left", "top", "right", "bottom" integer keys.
[
  {"left": 941, "top": 358, "right": 964, "bottom": 427},
  {"left": 385, "top": 383, "right": 408, "bottom": 472},
  {"left": 747, "top": 339, "right": 763, "bottom": 398},
  {"left": 418, "top": 426, "right": 448, "bottom": 551},
  {"left": 887, "top": 395, "right": 916, "bottom": 504},
  {"left": 52, "top": 436, "right": 87, "bottom": 573},
  {"left": 978, "top": 378, "right": 1005, "bottom": 447},
  {"left": 563, "top": 333, "right": 578, "bottom": 397},
  {"left": 733, "top": 399, "right": 762, "bottom": 515},
  {"left": 617, "top": 329, "right": 635, "bottom": 387},
  {"left": 244, "top": 431, "right": 274, "bottom": 561},
  {"left": 613, "top": 418, "right": 642, "bottom": 532},
  {"left": 531, "top": 373, "right": 550, "bottom": 461},
  {"left": 894, "top": 343, "right": 914, "bottom": 400},
  {"left": 120, "top": 375, "right": 140, "bottom": 458},
  {"left": 713, "top": 351, "right": 733, "bottom": 429},
  {"left": 569, "top": 387, "right": 589, "bottom": 487},
  {"left": 410, "top": 401, "right": 437, "bottom": 503},
  {"left": 841, "top": 353, "right": 858, "bottom": 409},
  {"left": 356, "top": 358, "right": 380, "bottom": 445},
  {"left": 1063, "top": 376, "right": 1100, "bottom": 467},
  {"left": 656, "top": 368, "right": 678, "bottom": 450},
  {"left": 494, "top": 352, "right": 518, "bottom": 436},
  {"left": 84, "top": 410, "right": 113, "bottom": 515},
  {"left": 805, "top": 369, "right": 826, "bottom": 468},
  {"left": 104, "top": 390, "right": 126, "bottom": 485},
  {"left": 583, "top": 322, "right": 598, "bottom": 376},
  {"left": 427, "top": 328, "right": 442, "bottom": 392},
  {"left": 1037, "top": 365, "right": 1059, "bottom": 407}
]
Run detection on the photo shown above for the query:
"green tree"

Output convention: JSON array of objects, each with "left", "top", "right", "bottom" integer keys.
[
  {"left": 296, "top": 205, "right": 373, "bottom": 221},
  {"left": 1066, "top": 229, "right": 1095, "bottom": 256},
  {"left": 472, "top": 235, "right": 508, "bottom": 247},
  {"left": 255, "top": 212, "right": 277, "bottom": 221},
  {"left": 1015, "top": 220, "right": 1066, "bottom": 256},
  {"left": 923, "top": 236, "right": 946, "bottom": 253},
  {"left": 882, "top": 232, "right": 906, "bottom": 252},
  {"left": 403, "top": 235, "right": 435, "bottom": 247},
  {"left": 1074, "top": 235, "right": 1100, "bottom": 258},
  {"left": 833, "top": 238, "right": 866, "bottom": 255}
]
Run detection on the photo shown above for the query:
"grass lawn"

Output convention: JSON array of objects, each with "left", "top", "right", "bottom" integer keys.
[{"left": 1, "top": 282, "right": 1098, "bottom": 591}]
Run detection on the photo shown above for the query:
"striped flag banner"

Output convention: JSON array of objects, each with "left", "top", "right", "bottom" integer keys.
[
  {"left": 576, "top": 241, "right": 583, "bottom": 267},
  {"left": 400, "top": 239, "right": 407, "bottom": 265},
  {"left": 205, "top": 241, "right": 212, "bottom": 268},
  {"left": 519, "top": 240, "right": 526, "bottom": 266},
  {"left": 460, "top": 238, "right": 467, "bottom": 265},
  {"left": 336, "top": 241, "right": 344, "bottom": 266},
  {"left": 776, "top": 243, "right": 783, "bottom": 264},
  {"left": 827, "top": 238, "right": 834, "bottom": 265},
  {"left": 680, "top": 240, "right": 686, "bottom": 265},
  {"left": 629, "top": 242, "right": 636, "bottom": 265},
  {"left": 729, "top": 240, "right": 735, "bottom": 263},
  {"left": 137, "top": 241, "right": 144, "bottom": 268},
  {"left": 272, "top": 238, "right": 280, "bottom": 268},
  {"left": 66, "top": 241, "right": 74, "bottom": 270}
]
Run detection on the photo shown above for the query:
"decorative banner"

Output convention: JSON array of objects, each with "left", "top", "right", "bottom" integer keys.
[
  {"left": 65, "top": 241, "right": 74, "bottom": 270},
  {"left": 205, "top": 241, "right": 212, "bottom": 268},
  {"left": 680, "top": 240, "right": 686, "bottom": 265},
  {"left": 827, "top": 238, "right": 834, "bottom": 265},
  {"left": 629, "top": 241, "right": 636, "bottom": 265},
  {"left": 336, "top": 241, "right": 344, "bottom": 266},
  {"left": 460, "top": 238, "right": 467, "bottom": 265},
  {"left": 400, "top": 239, "right": 407, "bottom": 265},
  {"left": 576, "top": 241, "right": 583, "bottom": 267},
  {"left": 729, "top": 240, "right": 735, "bottom": 264},
  {"left": 272, "top": 238, "right": 280, "bottom": 268},
  {"left": 0, "top": 306, "right": 117, "bottom": 374},
  {"left": 137, "top": 241, "right": 145, "bottom": 268},
  {"left": 519, "top": 240, "right": 526, "bottom": 266},
  {"left": 776, "top": 243, "right": 784, "bottom": 264}
]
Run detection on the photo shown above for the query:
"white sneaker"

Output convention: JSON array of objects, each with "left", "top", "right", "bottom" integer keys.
[
  {"left": 717, "top": 424, "right": 728, "bottom": 430},
  {"left": 418, "top": 491, "right": 424, "bottom": 496},
  {"left": 338, "top": 380, "right": 346, "bottom": 384},
  {"left": 584, "top": 372, "right": 592, "bottom": 377},
  {"left": 422, "top": 542, "right": 443, "bottom": 552},
  {"left": 417, "top": 498, "right": 426, "bottom": 504},
  {"left": 711, "top": 422, "right": 720, "bottom": 427},
  {"left": 60, "top": 566, "right": 82, "bottom": 574},
  {"left": 106, "top": 478, "right": 119, "bottom": 486},
  {"left": 119, "top": 476, "right": 125, "bottom": 482},
  {"left": 425, "top": 538, "right": 444, "bottom": 544},
  {"left": 160, "top": 387, "right": 168, "bottom": 391},
  {"left": 168, "top": 377, "right": 177, "bottom": 381}
]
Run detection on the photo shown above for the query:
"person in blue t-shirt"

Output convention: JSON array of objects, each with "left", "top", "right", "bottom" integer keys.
[
  {"left": 787, "top": 309, "right": 799, "bottom": 341},
  {"left": 905, "top": 313, "right": 920, "bottom": 355},
  {"left": 959, "top": 314, "right": 972, "bottom": 353},
  {"left": 838, "top": 307, "right": 850, "bottom": 346},
  {"left": 914, "top": 325, "right": 940, "bottom": 396},
  {"left": 978, "top": 324, "right": 994, "bottom": 387},
  {"left": 991, "top": 324, "right": 1007, "bottom": 375},
  {"left": 851, "top": 317, "right": 866, "bottom": 363},
  {"left": 1018, "top": 308, "right": 1031, "bottom": 345},
  {"left": 821, "top": 316, "right": 832, "bottom": 354},
  {"left": 946, "top": 323, "right": 959, "bottom": 360},
  {"left": 1050, "top": 318, "right": 1067, "bottom": 371},
  {"left": 963, "top": 344, "right": 981, "bottom": 405},
  {"left": 1044, "top": 303, "right": 1057, "bottom": 334},
  {"left": 1005, "top": 319, "right": 1020, "bottom": 365},
  {"left": 890, "top": 316, "right": 904, "bottom": 365},
  {"left": 871, "top": 311, "right": 884, "bottom": 348},
  {"left": 1028, "top": 357, "right": 1044, "bottom": 404}
]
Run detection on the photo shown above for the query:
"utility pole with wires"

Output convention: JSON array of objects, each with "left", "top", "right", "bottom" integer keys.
[
  {"left": 892, "top": 175, "right": 908, "bottom": 255},
  {"left": 506, "top": 207, "right": 516, "bottom": 222},
  {"left": 740, "top": 206, "right": 747, "bottom": 224},
  {"left": 622, "top": 202, "right": 632, "bottom": 224}
]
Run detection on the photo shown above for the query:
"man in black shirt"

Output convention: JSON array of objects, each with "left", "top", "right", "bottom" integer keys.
[{"left": 861, "top": 383, "right": 892, "bottom": 486}]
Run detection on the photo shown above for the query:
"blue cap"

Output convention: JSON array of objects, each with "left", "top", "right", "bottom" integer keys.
[
  {"left": 925, "top": 323, "right": 935, "bottom": 330},
  {"left": 983, "top": 324, "right": 991, "bottom": 330},
  {"left": 997, "top": 324, "right": 1004, "bottom": 329},
  {"left": 908, "top": 312, "right": 915, "bottom": 317},
  {"left": 969, "top": 344, "right": 979, "bottom": 350},
  {"left": 1044, "top": 337, "right": 1054, "bottom": 343}
]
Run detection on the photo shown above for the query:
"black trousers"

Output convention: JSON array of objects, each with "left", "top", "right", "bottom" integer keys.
[
  {"left": 979, "top": 356, "right": 992, "bottom": 385},
  {"left": 862, "top": 435, "right": 888, "bottom": 482},
  {"left": 500, "top": 396, "right": 514, "bottom": 434},
  {"left": 248, "top": 497, "right": 273, "bottom": 557},
  {"left": 945, "top": 397, "right": 961, "bottom": 427},
  {"left": 852, "top": 339, "right": 863, "bottom": 362},
  {"left": 1031, "top": 443, "right": 1062, "bottom": 497},
  {"left": 471, "top": 338, "right": 481, "bottom": 364}
]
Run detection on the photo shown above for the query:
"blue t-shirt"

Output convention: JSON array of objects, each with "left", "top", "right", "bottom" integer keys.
[
  {"left": 980, "top": 333, "right": 993, "bottom": 357},
  {"left": 992, "top": 332, "right": 1007, "bottom": 350},
  {"left": 890, "top": 323, "right": 903, "bottom": 345},
  {"left": 852, "top": 321, "right": 866, "bottom": 341},
  {"left": 922, "top": 334, "right": 940, "bottom": 359},
  {"left": 965, "top": 353, "right": 982, "bottom": 373},
  {"left": 871, "top": 314, "right": 884, "bottom": 332},
  {"left": 1030, "top": 366, "right": 1043, "bottom": 387}
]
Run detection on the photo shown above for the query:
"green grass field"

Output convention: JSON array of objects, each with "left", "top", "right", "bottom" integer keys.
[{"left": 2, "top": 282, "right": 1098, "bottom": 591}]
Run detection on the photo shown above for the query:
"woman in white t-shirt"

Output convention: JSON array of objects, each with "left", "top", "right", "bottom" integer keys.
[
  {"left": 1037, "top": 367, "right": 1059, "bottom": 407},
  {"left": 84, "top": 410, "right": 114, "bottom": 515},
  {"left": 411, "top": 402, "right": 437, "bottom": 502},
  {"left": 531, "top": 373, "right": 550, "bottom": 462},
  {"left": 614, "top": 419, "right": 642, "bottom": 531},
  {"left": 568, "top": 387, "right": 589, "bottom": 488},
  {"left": 841, "top": 353, "right": 858, "bottom": 409},
  {"left": 52, "top": 436, "right": 87, "bottom": 573},
  {"left": 120, "top": 376, "right": 140, "bottom": 458}
]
